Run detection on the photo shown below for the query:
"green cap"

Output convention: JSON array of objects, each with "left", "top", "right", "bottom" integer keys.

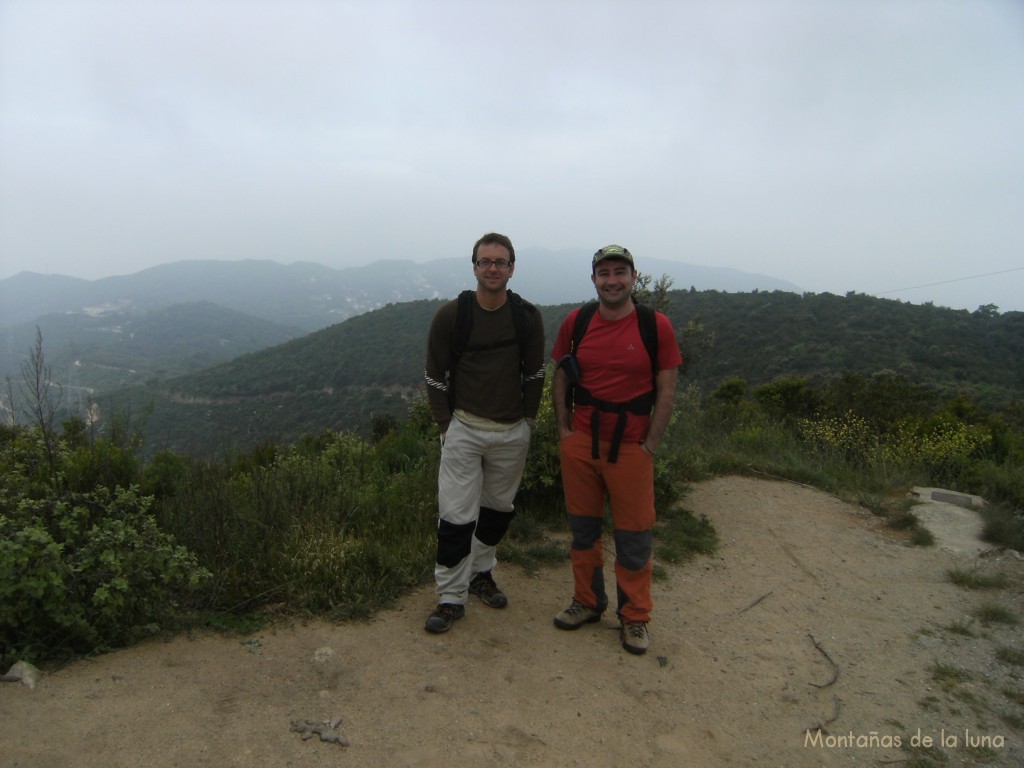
[{"left": 592, "top": 244, "right": 635, "bottom": 269}]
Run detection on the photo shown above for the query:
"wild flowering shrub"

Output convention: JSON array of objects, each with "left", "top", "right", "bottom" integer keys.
[
  {"left": 798, "top": 411, "right": 989, "bottom": 486},
  {"left": 878, "top": 418, "right": 990, "bottom": 484},
  {"left": 797, "top": 411, "right": 880, "bottom": 467}
]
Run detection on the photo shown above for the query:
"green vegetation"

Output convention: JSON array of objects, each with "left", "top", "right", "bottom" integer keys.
[
  {"left": 943, "top": 620, "right": 977, "bottom": 638},
  {"left": 660, "top": 374, "right": 1024, "bottom": 540},
  {"left": 947, "top": 568, "right": 1010, "bottom": 590},
  {"left": 0, "top": 301, "right": 301, "bottom": 396},
  {"left": 930, "top": 662, "right": 972, "bottom": 691},
  {"left": 3, "top": 297, "right": 1024, "bottom": 668},
  {"left": 974, "top": 602, "right": 1020, "bottom": 627},
  {"left": 1004, "top": 687, "right": 1024, "bottom": 707},
  {"left": 0, "top": 484, "right": 209, "bottom": 662},
  {"left": 50, "top": 288, "right": 1024, "bottom": 460},
  {"left": 996, "top": 646, "right": 1024, "bottom": 668}
]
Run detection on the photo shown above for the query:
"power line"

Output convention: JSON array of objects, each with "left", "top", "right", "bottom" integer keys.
[{"left": 878, "top": 267, "right": 1024, "bottom": 296}]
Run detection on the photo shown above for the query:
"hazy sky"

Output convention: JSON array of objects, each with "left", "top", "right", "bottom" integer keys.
[{"left": 1, "top": 0, "right": 1022, "bottom": 312}]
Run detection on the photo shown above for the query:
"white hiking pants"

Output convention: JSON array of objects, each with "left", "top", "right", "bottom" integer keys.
[{"left": 434, "top": 417, "right": 531, "bottom": 604}]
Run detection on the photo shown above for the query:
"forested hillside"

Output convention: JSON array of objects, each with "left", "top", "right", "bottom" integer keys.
[
  {"left": 665, "top": 290, "right": 1023, "bottom": 406},
  {"left": 0, "top": 302, "right": 301, "bottom": 395},
  {"left": 102, "top": 289, "right": 1023, "bottom": 458}
]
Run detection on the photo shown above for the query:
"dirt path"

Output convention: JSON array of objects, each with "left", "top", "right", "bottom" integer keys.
[{"left": 3, "top": 476, "right": 1022, "bottom": 767}]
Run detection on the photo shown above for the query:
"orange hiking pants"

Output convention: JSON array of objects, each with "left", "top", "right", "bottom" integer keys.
[{"left": 559, "top": 430, "right": 655, "bottom": 623}]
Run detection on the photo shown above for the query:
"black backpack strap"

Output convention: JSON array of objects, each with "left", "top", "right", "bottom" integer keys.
[
  {"left": 571, "top": 301, "right": 600, "bottom": 355},
  {"left": 507, "top": 290, "right": 533, "bottom": 371},
  {"left": 574, "top": 389, "right": 656, "bottom": 462},
  {"left": 448, "top": 290, "right": 476, "bottom": 410},
  {"left": 635, "top": 303, "right": 660, "bottom": 378},
  {"left": 558, "top": 302, "right": 599, "bottom": 410},
  {"left": 454, "top": 290, "right": 475, "bottom": 358}
]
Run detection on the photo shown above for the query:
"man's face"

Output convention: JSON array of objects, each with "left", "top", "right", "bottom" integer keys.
[
  {"left": 591, "top": 258, "right": 635, "bottom": 308},
  {"left": 474, "top": 242, "right": 514, "bottom": 291}
]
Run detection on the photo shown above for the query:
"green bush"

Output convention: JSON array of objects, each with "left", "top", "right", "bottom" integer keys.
[
  {"left": 63, "top": 439, "right": 140, "bottom": 494},
  {"left": 152, "top": 424, "right": 441, "bottom": 615},
  {"left": 519, "top": 371, "right": 567, "bottom": 521},
  {"left": 0, "top": 486, "right": 210, "bottom": 665},
  {"left": 7, "top": 352, "right": 1024, "bottom": 666}
]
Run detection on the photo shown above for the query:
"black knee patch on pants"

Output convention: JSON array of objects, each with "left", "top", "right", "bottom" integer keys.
[
  {"left": 475, "top": 506, "right": 515, "bottom": 547},
  {"left": 437, "top": 519, "right": 474, "bottom": 567},
  {"left": 568, "top": 514, "right": 603, "bottom": 551},
  {"left": 614, "top": 529, "right": 653, "bottom": 570}
]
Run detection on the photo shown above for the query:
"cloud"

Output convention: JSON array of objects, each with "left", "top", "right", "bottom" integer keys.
[{"left": 1, "top": 0, "right": 1021, "bottom": 313}]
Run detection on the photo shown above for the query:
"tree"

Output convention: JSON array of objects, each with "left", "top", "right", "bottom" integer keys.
[
  {"left": 634, "top": 272, "right": 675, "bottom": 314},
  {"left": 17, "top": 328, "right": 63, "bottom": 478},
  {"left": 973, "top": 304, "right": 999, "bottom": 319}
]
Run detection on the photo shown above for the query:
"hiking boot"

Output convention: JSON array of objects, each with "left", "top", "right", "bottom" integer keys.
[
  {"left": 621, "top": 621, "right": 650, "bottom": 655},
  {"left": 469, "top": 571, "right": 508, "bottom": 609},
  {"left": 553, "top": 600, "right": 603, "bottom": 630},
  {"left": 424, "top": 603, "right": 465, "bottom": 634}
]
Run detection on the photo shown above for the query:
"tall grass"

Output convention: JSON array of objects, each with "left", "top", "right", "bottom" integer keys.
[{"left": 151, "top": 425, "right": 440, "bottom": 618}]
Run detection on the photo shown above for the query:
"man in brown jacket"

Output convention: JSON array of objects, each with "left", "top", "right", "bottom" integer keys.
[{"left": 422, "top": 232, "right": 546, "bottom": 633}]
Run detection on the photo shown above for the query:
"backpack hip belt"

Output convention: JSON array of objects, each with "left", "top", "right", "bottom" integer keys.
[{"left": 572, "top": 387, "right": 656, "bottom": 463}]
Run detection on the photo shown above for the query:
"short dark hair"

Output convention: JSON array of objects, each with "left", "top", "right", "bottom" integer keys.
[{"left": 472, "top": 232, "right": 515, "bottom": 263}]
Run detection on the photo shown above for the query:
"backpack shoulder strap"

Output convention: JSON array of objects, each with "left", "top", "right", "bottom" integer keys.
[
  {"left": 635, "top": 303, "right": 660, "bottom": 376},
  {"left": 571, "top": 301, "right": 600, "bottom": 354},
  {"left": 454, "top": 290, "right": 475, "bottom": 357},
  {"left": 446, "top": 291, "right": 477, "bottom": 411},
  {"left": 558, "top": 301, "right": 598, "bottom": 409},
  {"left": 506, "top": 290, "right": 533, "bottom": 353}
]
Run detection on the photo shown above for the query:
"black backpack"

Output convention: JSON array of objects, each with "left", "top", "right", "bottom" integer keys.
[
  {"left": 558, "top": 301, "right": 660, "bottom": 463},
  {"left": 447, "top": 289, "right": 533, "bottom": 410}
]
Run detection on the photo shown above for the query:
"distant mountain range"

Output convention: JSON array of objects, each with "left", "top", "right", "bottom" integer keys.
[
  {"left": 0, "top": 253, "right": 801, "bottom": 396},
  {"left": 0, "top": 250, "right": 800, "bottom": 333}
]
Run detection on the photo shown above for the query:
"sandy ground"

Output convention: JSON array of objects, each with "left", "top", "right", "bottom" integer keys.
[{"left": 3, "top": 475, "right": 1022, "bottom": 768}]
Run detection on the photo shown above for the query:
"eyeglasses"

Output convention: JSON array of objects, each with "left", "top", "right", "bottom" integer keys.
[{"left": 475, "top": 259, "right": 512, "bottom": 269}]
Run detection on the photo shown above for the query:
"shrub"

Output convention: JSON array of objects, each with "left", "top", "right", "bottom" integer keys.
[
  {"left": 518, "top": 373, "right": 564, "bottom": 521},
  {"left": 752, "top": 376, "right": 820, "bottom": 424},
  {"left": 152, "top": 426, "right": 441, "bottom": 615},
  {"left": 797, "top": 411, "right": 879, "bottom": 467},
  {"left": 966, "top": 458, "right": 1024, "bottom": 511},
  {"left": 878, "top": 417, "right": 990, "bottom": 486},
  {"left": 0, "top": 486, "right": 210, "bottom": 665},
  {"left": 63, "top": 439, "right": 140, "bottom": 494}
]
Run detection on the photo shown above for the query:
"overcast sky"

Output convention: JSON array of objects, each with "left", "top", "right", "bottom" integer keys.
[{"left": 1, "top": 0, "right": 1022, "bottom": 312}]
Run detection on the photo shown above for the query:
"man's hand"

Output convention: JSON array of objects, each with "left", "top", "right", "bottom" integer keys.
[{"left": 552, "top": 367, "right": 574, "bottom": 440}]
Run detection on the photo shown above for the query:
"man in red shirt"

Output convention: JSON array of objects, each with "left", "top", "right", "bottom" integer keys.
[{"left": 550, "top": 245, "right": 681, "bottom": 655}]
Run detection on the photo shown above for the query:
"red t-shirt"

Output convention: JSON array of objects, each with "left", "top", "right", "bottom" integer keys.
[{"left": 552, "top": 306, "right": 682, "bottom": 442}]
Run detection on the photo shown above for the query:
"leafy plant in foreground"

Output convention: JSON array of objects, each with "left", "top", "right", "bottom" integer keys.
[{"left": 0, "top": 485, "right": 210, "bottom": 665}]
